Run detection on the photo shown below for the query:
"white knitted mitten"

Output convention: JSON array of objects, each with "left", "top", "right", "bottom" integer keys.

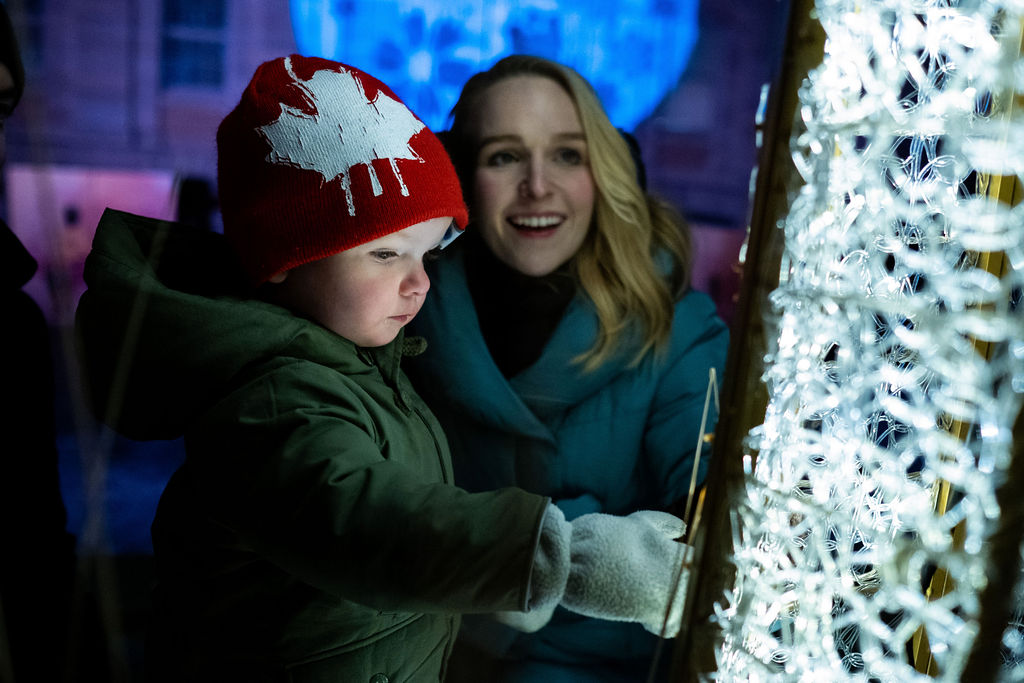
[{"left": 560, "top": 510, "right": 692, "bottom": 637}]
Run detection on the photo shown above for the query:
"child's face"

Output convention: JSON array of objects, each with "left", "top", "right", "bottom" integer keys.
[{"left": 270, "top": 216, "right": 452, "bottom": 347}]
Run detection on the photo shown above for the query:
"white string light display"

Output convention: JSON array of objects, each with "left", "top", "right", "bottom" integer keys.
[{"left": 714, "top": 2, "right": 1024, "bottom": 680}]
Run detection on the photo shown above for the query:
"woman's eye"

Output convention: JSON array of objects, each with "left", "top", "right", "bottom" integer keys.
[
  {"left": 555, "top": 147, "right": 585, "bottom": 165},
  {"left": 484, "top": 150, "right": 520, "bottom": 167},
  {"left": 371, "top": 249, "right": 398, "bottom": 261}
]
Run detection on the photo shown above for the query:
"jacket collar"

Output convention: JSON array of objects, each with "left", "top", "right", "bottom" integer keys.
[{"left": 416, "top": 244, "right": 635, "bottom": 437}]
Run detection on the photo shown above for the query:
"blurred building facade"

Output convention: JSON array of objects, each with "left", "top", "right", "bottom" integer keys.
[
  {"left": 5, "top": 0, "right": 789, "bottom": 229},
  {"left": 0, "top": 3, "right": 789, "bottom": 678},
  {"left": 6, "top": 0, "right": 295, "bottom": 177}
]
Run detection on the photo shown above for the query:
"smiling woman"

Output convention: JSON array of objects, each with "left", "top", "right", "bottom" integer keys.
[{"left": 407, "top": 54, "right": 730, "bottom": 683}]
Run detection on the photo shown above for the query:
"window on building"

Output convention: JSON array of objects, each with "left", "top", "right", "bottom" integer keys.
[{"left": 160, "top": 0, "right": 226, "bottom": 88}]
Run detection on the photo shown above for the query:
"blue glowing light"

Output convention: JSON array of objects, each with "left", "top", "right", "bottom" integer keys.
[{"left": 289, "top": 0, "right": 700, "bottom": 132}]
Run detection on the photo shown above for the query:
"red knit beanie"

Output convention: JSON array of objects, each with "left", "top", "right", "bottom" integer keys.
[{"left": 217, "top": 55, "right": 468, "bottom": 285}]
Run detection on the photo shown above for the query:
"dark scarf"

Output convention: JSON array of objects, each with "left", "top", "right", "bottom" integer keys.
[{"left": 464, "top": 230, "right": 577, "bottom": 378}]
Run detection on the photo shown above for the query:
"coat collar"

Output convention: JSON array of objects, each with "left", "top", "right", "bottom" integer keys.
[{"left": 415, "top": 244, "right": 635, "bottom": 438}]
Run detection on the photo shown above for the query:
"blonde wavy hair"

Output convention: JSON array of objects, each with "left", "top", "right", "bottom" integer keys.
[{"left": 447, "top": 54, "right": 693, "bottom": 371}]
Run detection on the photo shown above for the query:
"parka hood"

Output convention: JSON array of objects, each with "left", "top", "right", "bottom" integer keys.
[{"left": 76, "top": 208, "right": 384, "bottom": 440}]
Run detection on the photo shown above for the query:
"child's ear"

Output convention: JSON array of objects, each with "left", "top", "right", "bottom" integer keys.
[{"left": 268, "top": 270, "right": 289, "bottom": 284}]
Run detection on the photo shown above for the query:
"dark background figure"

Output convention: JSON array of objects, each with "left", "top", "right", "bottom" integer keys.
[{"left": 0, "top": 5, "right": 76, "bottom": 681}]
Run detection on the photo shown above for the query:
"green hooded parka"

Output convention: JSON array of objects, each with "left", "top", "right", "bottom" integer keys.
[{"left": 75, "top": 209, "right": 549, "bottom": 683}]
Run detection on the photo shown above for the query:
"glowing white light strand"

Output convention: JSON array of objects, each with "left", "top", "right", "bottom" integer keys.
[{"left": 716, "top": 2, "right": 1024, "bottom": 681}]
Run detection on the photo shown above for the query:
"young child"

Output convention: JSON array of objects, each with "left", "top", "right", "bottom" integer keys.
[{"left": 75, "top": 55, "right": 691, "bottom": 682}]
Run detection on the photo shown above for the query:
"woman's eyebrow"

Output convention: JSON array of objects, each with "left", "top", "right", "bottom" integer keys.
[
  {"left": 478, "top": 132, "right": 586, "bottom": 148},
  {"left": 477, "top": 134, "right": 522, "bottom": 148}
]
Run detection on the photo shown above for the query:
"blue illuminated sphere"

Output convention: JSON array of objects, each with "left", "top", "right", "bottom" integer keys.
[{"left": 290, "top": 0, "right": 699, "bottom": 132}]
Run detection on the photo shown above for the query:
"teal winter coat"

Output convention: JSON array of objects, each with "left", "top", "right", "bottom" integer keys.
[
  {"left": 75, "top": 210, "right": 548, "bottom": 683},
  {"left": 408, "top": 240, "right": 729, "bottom": 682}
]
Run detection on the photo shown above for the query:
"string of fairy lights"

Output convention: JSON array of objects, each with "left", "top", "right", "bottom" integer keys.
[{"left": 714, "top": 2, "right": 1024, "bottom": 680}]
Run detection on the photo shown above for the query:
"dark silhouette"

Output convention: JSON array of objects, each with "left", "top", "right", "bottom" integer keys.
[{"left": 0, "top": 7, "right": 76, "bottom": 681}]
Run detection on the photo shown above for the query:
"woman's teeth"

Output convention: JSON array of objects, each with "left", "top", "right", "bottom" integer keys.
[{"left": 510, "top": 216, "right": 561, "bottom": 230}]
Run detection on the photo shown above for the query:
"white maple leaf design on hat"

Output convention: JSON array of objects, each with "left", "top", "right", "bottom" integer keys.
[{"left": 257, "top": 56, "right": 426, "bottom": 216}]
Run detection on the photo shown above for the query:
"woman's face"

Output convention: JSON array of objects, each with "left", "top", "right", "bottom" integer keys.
[{"left": 468, "top": 75, "right": 595, "bottom": 277}]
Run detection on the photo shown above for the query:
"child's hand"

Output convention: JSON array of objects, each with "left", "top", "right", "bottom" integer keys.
[{"left": 561, "top": 510, "right": 692, "bottom": 637}]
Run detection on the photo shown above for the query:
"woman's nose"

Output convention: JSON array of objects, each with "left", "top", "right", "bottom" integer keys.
[{"left": 519, "top": 159, "right": 551, "bottom": 199}]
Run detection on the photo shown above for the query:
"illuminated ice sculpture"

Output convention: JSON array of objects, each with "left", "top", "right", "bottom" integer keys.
[{"left": 715, "top": 2, "right": 1024, "bottom": 681}]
